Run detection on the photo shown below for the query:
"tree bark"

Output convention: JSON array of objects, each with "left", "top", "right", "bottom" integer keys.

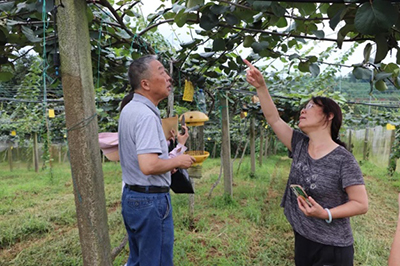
[
  {"left": 57, "top": 1, "right": 112, "bottom": 265},
  {"left": 221, "top": 93, "right": 232, "bottom": 196}
]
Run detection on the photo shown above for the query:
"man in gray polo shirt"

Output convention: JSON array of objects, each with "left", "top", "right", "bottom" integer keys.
[{"left": 118, "top": 55, "right": 195, "bottom": 266}]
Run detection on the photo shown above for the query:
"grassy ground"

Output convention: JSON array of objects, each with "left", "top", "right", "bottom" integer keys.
[{"left": 0, "top": 155, "right": 399, "bottom": 266}]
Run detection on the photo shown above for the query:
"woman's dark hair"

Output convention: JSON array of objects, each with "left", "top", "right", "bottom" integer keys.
[
  {"left": 311, "top": 96, "right": 347, "bottom": 149},
  {"left": 120, "top": 91, "right": 134, "bottom": 112}
]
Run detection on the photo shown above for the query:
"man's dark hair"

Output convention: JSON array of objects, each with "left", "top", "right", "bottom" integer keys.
[{"left": 128, "top": 54, "right": 158, "bottom": 91}]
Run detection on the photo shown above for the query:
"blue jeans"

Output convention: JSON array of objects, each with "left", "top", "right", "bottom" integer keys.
[{"left": 121, "top": 186, "right": 174, "bottom": 266}]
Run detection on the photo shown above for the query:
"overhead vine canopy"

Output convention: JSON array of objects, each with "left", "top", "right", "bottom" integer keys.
[
  {"left": 0, "top": 0, "right": 400, "bottom": 88},
  {"left": 0, "top": 0, "right": 400, "bottom": 124},
  {"left": 0, "top": 0, "right": 399, "bottom": 92}
]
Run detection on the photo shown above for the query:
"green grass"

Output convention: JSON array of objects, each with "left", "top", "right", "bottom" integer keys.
[{"left": 0, "top": 155, "right": 399, "bottom": 265}]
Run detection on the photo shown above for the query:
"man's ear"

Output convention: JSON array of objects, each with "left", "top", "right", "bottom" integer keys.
[{"left": 141, "top": 79, "right": 151, "bottom": 91}]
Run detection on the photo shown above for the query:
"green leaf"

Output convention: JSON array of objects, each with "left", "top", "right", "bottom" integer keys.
[
  {"left": 115, "top": 30, "right": 131, "bottom": 39},
  {"left": 298, "top": 61, "right": 310, "bottom": 73},
  {"left": 374, "top": 79, "right": 387, "bottom": 91},
  {"left": 187, "top": 0, "right": 204, "bottom": 8},
  {"left": 294, "top": 3, "right": 316, "bottom": 17},
  {"left": 199, "top": 52, "right": 215, "bottom": 58},
  {"left": 397, "top": 49, "right": 400, "bottom": 64},
  {"left": 307, "top": 56, "right": 318, "bottom": 63},
  {"left": 243, "top": 36, "right": 255, "bottom": 48},
  {"left": 309, "top": 63, "right": 320, "bottom": 77},
  {"left": 210, "top": 5, "right": 228, "bottom": 15},
  {"left": 375, "top": 71, "right": 392, "bottom": 81},
  {"left": 0, "top": 1, "right": 14, "bottom": 11},
  {"left": 271, "top": 2, "right": 286, "bottom": 17},
  {"left": 394, "top": 76, "right": 400, "bottom": 89},
  {"left": 337, "top": 24, "right": 355, "bottom": 49},
  {"left": 224, "top": 13, "right": 239, "bottom": 26},
  {"left": 0, "top": 71, "right": 13, "bottom": 82},
  {"left": 175, "top": 10, "right": 188, "bottom": 28},
  {"left": 200, "top": 10, "right": 219, "bottom": 30},
  {"left": 253, "top": 1, "right": 272, "bottom": 12},
  {"left": 276, "top": 17, "right": 288, "bottom": 28},
  {"left": 353, "top": 66, "right": 372, "bottom": 80},
  {"left": 124, "top": 10, "right": 136, "bottom": 17},
  {"left": 288, "top": 53, "right": 300, "bottom": 60},
  {"left": 363, "top": 43, "right": 372, "bottom": 64},
  {"left": 374, "top": 34, "right": 388, "bottom": 63},
  {"left": 311, "top": 30, "right": 325, "bottom": 39},
  {"left": 382, "top": 63, "right": 399, "bottom": 74},
  {"left": 204, "top": 71, "right": 221, "bottom": 78},
  {"left": 21, "top": 26, "right": 41, "bottom": 43},
  {"left": 328, "top": 6, "right": 346, "bottom": 31},
  {"left": 212, "top": 38, "right": 225, "bottom": 51},
  {"left": 355, "top": 0, "right": 398, "bottom": 35},
  {"left": 251, "top": 41, "right": 269, "bottom": 53}
]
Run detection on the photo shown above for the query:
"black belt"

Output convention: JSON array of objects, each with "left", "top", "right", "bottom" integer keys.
[{"left": 126, "top": 184, "right": 170, "bottom": 193}]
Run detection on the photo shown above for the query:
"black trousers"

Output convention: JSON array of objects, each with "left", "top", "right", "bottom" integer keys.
[{"left": 294, "top": 231, "right": 354, "bottom": 266}]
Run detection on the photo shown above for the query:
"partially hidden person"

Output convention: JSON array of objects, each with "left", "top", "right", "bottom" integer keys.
[{"left": 388, "top": 193, "right": 400, "bottom": 266}]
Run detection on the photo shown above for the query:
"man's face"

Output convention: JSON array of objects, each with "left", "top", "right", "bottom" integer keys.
[{"left": 145, "top": 60, "right": 172, "bottom": 101}]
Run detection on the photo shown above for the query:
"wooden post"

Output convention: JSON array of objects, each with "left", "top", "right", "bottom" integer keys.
[
  {"left": 363, "top": 128, "right": 369, "bottom": 161},
  {"left": 388, "top": 129, "right": 396, "bottom": 168},
  {"left": 8, "top": 146, "right": 13, "bottom": 171},
  {"left": 167, "top": 60, "right": 174, "bottom": 118},
  {"left": 259, "top": 126, "right": 264, "bottom": 166},
  {"left": 212, "top": 141, "right": 217, "bottom": 158},
  {"left": 250, "top": 117, "right": 256, "bottom": 173},
  {"left": 56, "top": 1, "right": 112, "bottom": 265},
  {"left": 264, "top": 130, "right": 268, "bottom": 158},
  {"left": 33, "top": 132, "right": 39, "bottom": 173},
  {"left": 348, "top": 129, "right": 353, "bottom": 153},
  {"left": 59, "top": 144, "right": 62, "bottom": 164},
  {"left": 220, "top": 93, "right": 232, "bottom": 196}
]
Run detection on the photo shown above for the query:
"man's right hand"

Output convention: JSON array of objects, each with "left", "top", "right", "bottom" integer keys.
[{"left": 177, "top": 154, "right": 196, "bottom": 169}]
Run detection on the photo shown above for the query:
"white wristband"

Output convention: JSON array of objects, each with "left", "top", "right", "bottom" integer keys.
[{"left": 325, "top": 208, "right": 332, "bottom": 224}]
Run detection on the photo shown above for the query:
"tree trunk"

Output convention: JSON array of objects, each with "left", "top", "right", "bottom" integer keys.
[
  {"left": 57, "top": 1, "right": 112, "bottom": 265},
  {"left": 221, "top": 93, "right": 232, "bottom": 196}
]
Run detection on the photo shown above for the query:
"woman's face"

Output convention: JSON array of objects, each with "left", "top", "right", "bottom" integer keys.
[{"left": 298, "top": 101, "right": 328, "bottom": 132}]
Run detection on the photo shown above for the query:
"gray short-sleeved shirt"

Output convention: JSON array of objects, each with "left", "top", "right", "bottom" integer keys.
[
  {"left": 281, "top": 130, "right": 365, "bottom": 247},
  {"left": 118, "top": 93, "right": 170, "bottom": 187}
]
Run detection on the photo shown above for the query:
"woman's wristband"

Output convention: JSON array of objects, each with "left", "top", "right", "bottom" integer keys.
[{"left": 324, "top": 208, "right": 332, "bottom": 224}]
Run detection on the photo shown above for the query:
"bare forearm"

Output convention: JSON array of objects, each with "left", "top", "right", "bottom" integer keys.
[
  {"left": 256, "top": 85, "right": 280, "bottom": 125},
  {"left": 389, "top": 215, "right": 400, "bottom": 266},
  {"left": 139, "top": 156, "right": 180, "bottom": 175},
  {"left": 329, "top": 200, "right": 368, "bottom": 220}
]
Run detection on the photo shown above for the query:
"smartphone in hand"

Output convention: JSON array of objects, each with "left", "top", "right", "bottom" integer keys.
[
  {"left": 180, "top": 115, "right": 186, "bottom": 135},
  {"left": 290, "top": 184, "right": 312, "bottom": 207}
]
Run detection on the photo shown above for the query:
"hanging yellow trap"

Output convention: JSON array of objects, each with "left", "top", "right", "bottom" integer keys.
[
  {"left": 180, "top": 111, "right": 210, "bottom": 168},
  {"left": 48, "top": 109, "right": 55, "bottom": 118},
  {"left": 387, "top": 123, "right": 395, "bottom": 130},
  {"left": 183, "top": 79, "right": 194, "bottom": 102}
]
